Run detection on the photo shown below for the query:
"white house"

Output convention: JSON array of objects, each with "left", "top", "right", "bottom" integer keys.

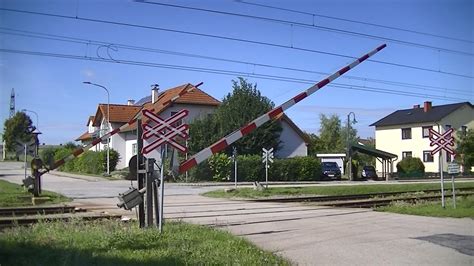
[
  {"left": 371, "top": 101, "right": 473, "bottom": 173},
  {"left": 76, "top": 83, "right": 309, "bottom": 169}
]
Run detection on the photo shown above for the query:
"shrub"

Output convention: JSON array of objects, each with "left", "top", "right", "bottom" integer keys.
[
  {"left": 187, "top": 160, "right": 213, "bottom": 182},
  {"left": 208, "top": 153, "right": 232, "bottom": 181},
  {"left": 98, "top": 149, "right": 120, "bottom": 173},
  {"left": 39, "top": 147, "right": 58, "bottom": 168},
  {"left": 238, "top": 155, "right": 264, "bottom": 182},
  {"left": 53, "top": 147, "right": 76, "bottom": 172},
  {"left": 396, "top": 157, "right": 425, "bottom": 175}
]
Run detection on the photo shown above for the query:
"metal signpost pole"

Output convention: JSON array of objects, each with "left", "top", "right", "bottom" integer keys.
[
  {"left": 24, "top": 144, "right": 27, "bottom": 181},
  {"left": 439, "top": 151, "right": 445, "bottom": 208},
  {"left": 137, "top": 118, "right": 145, "bottom": 228},
  {"left": 233, "top": 147, "right": 237, "bottom": 189},
  {"left": 146, "top": 158, "right": 153, "bottom": 227},
  {"left": 159, "top": 145, "right": 165, "bottom": 233},
  {"left": 265, "top": 154, "right": 268, "bottom": 188},
  {"left": 451, "top": 172, "right": 456, "bottom": 209}
]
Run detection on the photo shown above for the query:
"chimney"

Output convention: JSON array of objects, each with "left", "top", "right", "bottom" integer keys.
[
  {"left": 151, "top": 84, "right": 159, "bottom": 104},
  {"left": 423, "top": 101, "right": 432, "bottom": 112},
  {"left": 413, "top": 104, "right": 420, "bottom": 109},
  {"left": 127, "top": 99, "right": 135, "bottom": 106}
]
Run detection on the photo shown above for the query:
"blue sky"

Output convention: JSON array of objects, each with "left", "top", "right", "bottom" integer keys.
[{"left": 1, "top": 0, "right": 472, "bottom": 144}]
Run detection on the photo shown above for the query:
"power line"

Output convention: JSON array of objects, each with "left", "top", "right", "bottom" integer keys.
[
  {"left": 235, "top": 0, "right": 473, "bottom": 44},
  {"left": 135, "top": 0, "right": 473, "bottom": 57},
  {"left": 1, "top": 27, "right": 471, "bottom": 96},
  {"left": 0, "top": 47, "right": 468, "bottom": 103},
  {"left": 1, "top": 7, "right": 472, "bottom": 79}
]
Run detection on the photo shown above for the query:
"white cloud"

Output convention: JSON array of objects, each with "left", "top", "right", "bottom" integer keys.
[{"left": 81, "top": 69, "right": 95, "bottom": 78}]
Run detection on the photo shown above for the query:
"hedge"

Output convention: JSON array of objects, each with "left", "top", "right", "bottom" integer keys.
[
  {"left": 49, "top": 148, "right": 120, "bottom": 175},
  {"left": 185, "top": 154, "right": 322, "bottom": 182}
]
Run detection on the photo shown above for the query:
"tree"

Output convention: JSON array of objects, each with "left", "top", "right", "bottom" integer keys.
[
  {"left": 189, "top": 77, "right": 282, "bottom": 155},
  {"left": 3, "top": 112, "right": 34, "bottom": 153},
  {"left": 318, "top": 114, "right": 344, "bottom": 153},
  {"left": 306, "top": 133, "right": 325, "bottom": 157},
  {"left": 456, "top": 129, "right": 474, "bottom": 172}
]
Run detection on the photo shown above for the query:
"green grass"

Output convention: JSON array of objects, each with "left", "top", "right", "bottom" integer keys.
[
  {"left": 203, "top": 181, "right": 474, "bottom": 199},
  {"left": 0, "top": 219, "right": 289, "bottom": 266},
  {"left": 0, "top": 180, "right": 71, "bottom": 207},
  {"left": 377, "top": 195, "right": 474, "bottom": 218}
]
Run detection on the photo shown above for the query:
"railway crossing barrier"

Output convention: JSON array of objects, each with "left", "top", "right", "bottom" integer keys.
[{"left": 179, "top": 44, "right": 387, "bottom": 174}]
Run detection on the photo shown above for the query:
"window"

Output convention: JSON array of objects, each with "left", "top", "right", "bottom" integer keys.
[
  {"left": 170, "top": 111, "right": 183, "bottom": 126},
  {"left": 402, "top": 151, "right": 412, "bottom": 159},
  {"left": 446, "top": 153, "right": 452, "bottom": 163},
  {"left": 132, "top": 143, "right": 137, "bottom": 155},
  {"left": 422, "top": 126, "right": 432, "bottom": 138},
  {"left": 402, "top": 128, "right": 412, "bottom": 139},
  {"left": 461, "top": 126, "right": 467, "bottom": 136},
  {"left": 423, "top": 151, "right": 434, "bottom": 162}
]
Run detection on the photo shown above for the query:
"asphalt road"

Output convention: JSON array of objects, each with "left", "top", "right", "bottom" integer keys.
[{"left": 1, "top": 161, "right": 473, "bottom": 265}]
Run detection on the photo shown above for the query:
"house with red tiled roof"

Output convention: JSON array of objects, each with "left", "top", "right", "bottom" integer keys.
[{"left": 76, "top": 83, "right": 308, "bottom": 169}]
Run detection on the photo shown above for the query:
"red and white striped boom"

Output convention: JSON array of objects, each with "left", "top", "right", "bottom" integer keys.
[
  {"left": 179, "top": 44, "right": 387, "bottom": 173},
  {"left": 47, "top": 83, "right": 199, "bottom": 172}
]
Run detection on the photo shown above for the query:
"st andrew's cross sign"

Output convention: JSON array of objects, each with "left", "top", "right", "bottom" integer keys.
[
  {"left": 429, "top": 128, "right": 455, "bottom": 155},
  {"left": 141, "top": 109, "right": 189, "bottom": 154}
]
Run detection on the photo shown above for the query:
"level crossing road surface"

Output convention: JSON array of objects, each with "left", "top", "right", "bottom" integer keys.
[{"left": 1, "top": 161, "right": 473, "bottom": 265}]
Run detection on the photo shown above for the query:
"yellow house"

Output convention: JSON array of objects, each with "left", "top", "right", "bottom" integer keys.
[{"left": 371, "top": 101, "right": 473, "bottom": 173}]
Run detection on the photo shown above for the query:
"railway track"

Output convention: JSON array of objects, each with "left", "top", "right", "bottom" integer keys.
[
  {"left": 250, "top": 188, "right": 474, "bottom": 208},
  {"left": 0, "top": 205, "right": 122, "bottom": 229}
]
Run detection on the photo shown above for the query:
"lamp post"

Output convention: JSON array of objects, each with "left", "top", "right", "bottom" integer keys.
[
  {"left": 22, "top": 109, "right": 40, "bottom": 157},
  {"left": 83, "top": 82, "right": 110, "bottom": 176},
  {"left": 22, "top": 109, "right": 39, "bottom": 131},
  {"left": 347, "top": 112, "right": 357, "bottom": 181}
]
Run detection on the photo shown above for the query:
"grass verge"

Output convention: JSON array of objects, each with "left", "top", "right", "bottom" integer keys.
[
  {"left": 0, "top": 180, "right": 71, "bottom": 207},
  {"left": 0, "top": 219, "right": 289, "bottom": 266},
  {"left": 376, "top": 195, "right": 474, "bottom": 218},
  {"left": 203, "top": 181, "right": 474, "bottom": 199}
]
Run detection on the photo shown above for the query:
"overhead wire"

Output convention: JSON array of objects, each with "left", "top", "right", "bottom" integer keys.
[
  {"left": 235, "top": 0, "right": 473, "bottom": 44},
  {"left": 0, "top": 47, "right": 468, "bottom": 103},
  {"left": 1, "top": 7, "right": 472, "bottom": 79},
  {"left": 1, "top": 27, "right": 471, "bottom": 97},
  {"left": 135, "top": 0, "right": 474, "bottom": 57}
]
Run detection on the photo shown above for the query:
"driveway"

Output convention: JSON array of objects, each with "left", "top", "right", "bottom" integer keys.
[{"left": 1, "top": 161, "right": 473, "bottom": 265}]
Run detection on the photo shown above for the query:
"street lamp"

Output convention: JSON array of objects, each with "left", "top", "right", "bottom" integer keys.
[
  {"left": 83, "top": 81, "right": 110, "bottom": 176},
  {"left": 22, "top": 109, "right": 39, "bottom": 131},
  {"left": 347, "top": 112, "right": 357, "bottom": 181}
]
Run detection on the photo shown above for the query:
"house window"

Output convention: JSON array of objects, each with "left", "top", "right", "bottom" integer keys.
[
  {"left": 423, "top": 151, "right": 433, "bottom": 162},
  {"left": 446, "top": 153, "right": 452, "bottom": 163},
  {"left": 132, "top": 143, "right": 137, "bottom": 155},
  {"left": 461, "top": 126, "right": 467, "bottom": 136},
  {"left": 402, "top": 151, "right": 412, "bottom": 159},
  {"left": 401, "top": 128, "right": 412, "bottom": 139},
  {"left": 422, "top": 126, "right": 432, "bottom": 138},
  {"left": 170, "top": 111, "right": 183, "bottom": 126}
]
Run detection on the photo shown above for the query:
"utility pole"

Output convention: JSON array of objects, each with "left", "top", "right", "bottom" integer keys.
[
  {"left": 10, "top": 88, "right": 15, "bottom": 118},
  {"left": 347, "top": 112, "right": 357, "bottom": 181}
]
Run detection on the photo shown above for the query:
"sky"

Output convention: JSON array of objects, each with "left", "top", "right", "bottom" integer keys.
[{"left": 0, "top": 0, "right": 473, "bottom": 145}]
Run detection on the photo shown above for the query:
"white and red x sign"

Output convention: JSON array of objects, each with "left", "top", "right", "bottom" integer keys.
[
  {"left": 141, "top": 109, "right": 189, "bottom": 154},
  {"left": 429, "top": 128, "right": 455, "bottom": 155}
]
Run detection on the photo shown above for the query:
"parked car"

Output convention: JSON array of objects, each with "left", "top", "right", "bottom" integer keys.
[
  {"left": 361, "top": 165, "right": 378, "bottom": 180},
  {"left": 320, "top": 162, "right": 342, "bottom": 180}
]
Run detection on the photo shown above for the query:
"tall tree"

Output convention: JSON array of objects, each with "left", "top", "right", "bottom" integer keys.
[
  {"left": 318, "top": 114, "right": 344, "bottom": 153},
  {"left": 189, "top": 77, "right": 282, "bottom": 155},
  {"left": 3, "top": 112, "right": 34, "bottom": 153},
  {"left": 456, "top": 129, "right": 474, "bottom": 171}
]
